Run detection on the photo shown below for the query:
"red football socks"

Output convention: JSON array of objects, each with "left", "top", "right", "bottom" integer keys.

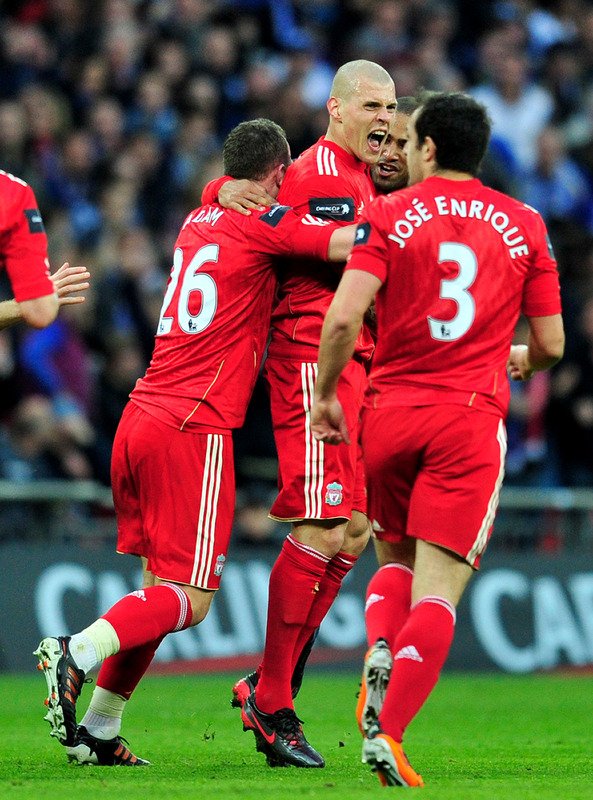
[
  {"left": 96, "top": 636, "right": 165, "bottom": 700},
  {"left": 291, "top": 551, "right": 358, "bottom": 674},
  {"left": 365, "top": 563, "right": 413, "bottom": 647},
  {"left": 379, "top": 596, "right": 456, "bottom": 742},
  {"left": 101, "top": 583, "right": 192, "bottom": 651},
  {"left": 255, "top": 535, "right": 329, "bottom": 713}
]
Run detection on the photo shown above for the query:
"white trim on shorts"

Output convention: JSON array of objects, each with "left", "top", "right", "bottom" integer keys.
[
  {"left": 191, "top": 433, "right": 224, "bottom": 586},
  {"left": 301, "top": 362, "right": 325, "bottom": 518},
  {"left": 467, "top": 419, "right": 507, "bottom": 566}
]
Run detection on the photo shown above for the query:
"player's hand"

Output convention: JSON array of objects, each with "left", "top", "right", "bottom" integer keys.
[
  {"left": 507, "top": 344, "right": 535, "bottom": 381},
  {"left": 218, "top": 179, "right": 277, "bottom": 215},
  {"left": 311, "top": 396, "right": 350, "bottom": 445},
  {"left": 51, "top": 263, "right": 90, "bottom": 306}
]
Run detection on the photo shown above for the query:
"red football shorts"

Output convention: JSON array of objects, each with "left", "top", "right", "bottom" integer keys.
[
  {"left": 111, "top": 402, "right": 235, "bottom": 589},
  {"left": 264, "top": 356, "right": 368, "bottom": 521},
  {"left": 361, "top": 404, "right": 507, "bottom": 568}
]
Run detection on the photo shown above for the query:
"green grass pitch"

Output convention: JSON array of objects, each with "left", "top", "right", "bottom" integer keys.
[{"left": 1, "top": 670, "right": 592, "bottom": 799}]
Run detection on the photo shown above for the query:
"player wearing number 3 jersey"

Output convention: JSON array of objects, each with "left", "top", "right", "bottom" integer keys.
[
  {"left": 312, "top": 92, "right": 564, "bottom": 787},
  {"left": 33, "top": 120, "right": 355, "bottom": 766}
]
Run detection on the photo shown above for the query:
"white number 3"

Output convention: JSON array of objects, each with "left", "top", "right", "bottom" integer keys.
[
  {"left": 428, "top": 241, "right": 476, "bottom": 341},
  {"left": 157, "top": 244, "right": 218, "bottom": 336}
]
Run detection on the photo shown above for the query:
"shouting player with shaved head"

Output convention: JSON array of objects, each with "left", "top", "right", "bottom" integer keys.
[{"left": 206, "top": 60, "right": 397, "bottom": 768}]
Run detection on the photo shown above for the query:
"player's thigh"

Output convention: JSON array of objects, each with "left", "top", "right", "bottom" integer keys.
[
  {"left": 361, "top": 406, "right": 421, "bottom": 543},
  {"left": 148, "top": 430, "right": 234, "bottom": 589},
  {"left": 265, "top": 357, "right": 367, "bottom": 521},
  {"left": 408, "top": 407, "right": 507, "bottom": 568},
  {"left": 111, "top": 402, "right": 149, "bottom": 557},
  {"left": 351, "top": 439, "right": 368, "bottom": 518},
  {"left": 116, "top": 408, "right": 235, "bottom": 589}
]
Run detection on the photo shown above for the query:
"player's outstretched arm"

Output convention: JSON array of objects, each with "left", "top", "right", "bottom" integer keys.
[
  {"left": 507, "top": 314, "right": 565, "bottom": 381},
  {"left": 0, "top": 262, "right": 90, "bottom": 331}
]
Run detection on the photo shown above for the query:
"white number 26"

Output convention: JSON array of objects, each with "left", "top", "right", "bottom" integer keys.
[{"left": 157, "top": 244, "right": 218, "bottom": 336}]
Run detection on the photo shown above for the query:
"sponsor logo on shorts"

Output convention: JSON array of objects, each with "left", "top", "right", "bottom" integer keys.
[
  {"left": 325, "top": 481, "right": 343, "bottom": 506},
  {"left": 371, "top": 519, "right": 385, "bottom": 532},
  {"left": 214, "top": 554, "right": 226, "bottom": 576},
  {"left": 129, "top": 589, "right": 147, "bottom": 601}
]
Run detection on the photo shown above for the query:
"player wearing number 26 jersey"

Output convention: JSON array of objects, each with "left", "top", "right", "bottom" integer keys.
[
  {"left": 130, "top": 202, "right": 333, "bottom": 433},
  {"left": 117, "top": 196, "right": 337, "bottom": 588},
  {"left": 111, "top": 119, "right": 356, "bottom": 598},
  {"left": 34, "top": 123, "right": 355, "bottom": 771}
]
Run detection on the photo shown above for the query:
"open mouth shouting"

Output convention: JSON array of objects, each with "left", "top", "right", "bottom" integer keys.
[
  {"left": 367, "top": 129, "right": 389, "bottom": 155},
  {"left": 375, "top": 160, "right": 399, "bottom": 178}
]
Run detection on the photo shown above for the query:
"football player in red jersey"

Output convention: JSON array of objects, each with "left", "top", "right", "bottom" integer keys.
[
  {"left": 204, "top": 60, "right": 397, "bottom": 768},
  {"left": 0, "top": 262, "right": 90, "bottom": 330},
  {"left": 34, "top": 119, "right": 356, "bottom": 768},
  {"left": 311, "top": 91, "right": 564, "bottom": 787},
  {"left": 0, "top": 170, "right": 58, "bottom": 328},
  {"left": 220, "top": 100, "right": 418, "bottom": 664},
  {"left": 369, "top": 97, "right": 418, "bottom": 196}
]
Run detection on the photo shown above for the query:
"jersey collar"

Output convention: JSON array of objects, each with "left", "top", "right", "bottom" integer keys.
[
  {"left": 423, "top": 175, "right": 483, "bottom": 192},
  {"left": 318, "top": 137, "right": 368, "bottom": 173}
]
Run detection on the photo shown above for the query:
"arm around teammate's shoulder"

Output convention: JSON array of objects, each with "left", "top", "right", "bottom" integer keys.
[{"left": 201, "top": 177, "right": 277, "bottom": 215}]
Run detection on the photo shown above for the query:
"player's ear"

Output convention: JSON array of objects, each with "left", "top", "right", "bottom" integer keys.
[
  {"left": 423, "top": 136, "right": 437, "bottom": 164},
  {"left": 327, "top": 96, "right": 341, "bottom": 122},
  {"left": 275, "top": 163, "right": 287, "bottom": 188}
]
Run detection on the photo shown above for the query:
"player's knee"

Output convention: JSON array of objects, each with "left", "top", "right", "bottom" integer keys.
[
  {"left": 186, "top": 588, "right": 215, "bottom": 626},
  {"left": 292, "top": 520, "right": 347, "bottom": 557},
  {"left": 343, "top": 512, "right": 371, "bottom": 556},
  {"left": 316, "top": 525, "right": 347, "bottom": 557}
]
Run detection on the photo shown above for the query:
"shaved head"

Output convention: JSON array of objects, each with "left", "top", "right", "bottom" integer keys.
[
  {"left": 330, "top": 60, "right": 394, "bottom": 102},
  {"left": 326, "top": 60, "right": 396, "bottom": 164}
]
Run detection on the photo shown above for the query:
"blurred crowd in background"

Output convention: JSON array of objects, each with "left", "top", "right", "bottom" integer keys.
[{"left": 1, "top": 0, "right": 593, "bottom": 543}]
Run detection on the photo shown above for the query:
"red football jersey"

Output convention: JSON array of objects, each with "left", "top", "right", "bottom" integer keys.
[
  {"left": 269, "top": 137, "right": 377, "bottom": 361},
  {"left": 131, "top": 203, "right": 334, "bottom": 430},
  {"left": 347, "top": 176, "right": 562, "bottom": 416},
  {"left": 0, "top": 170, "right": 53, "bottom": 302}
]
